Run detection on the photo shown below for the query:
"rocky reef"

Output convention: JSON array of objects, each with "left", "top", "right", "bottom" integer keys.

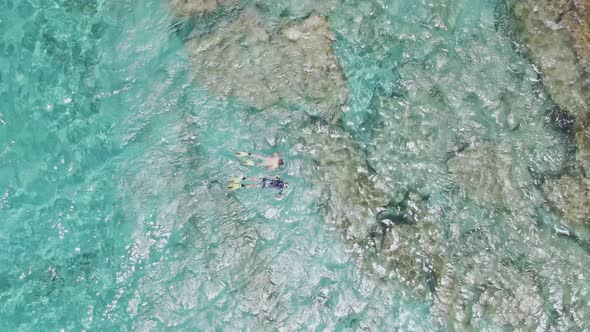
[
  {"left": 504, "top": 0, "right": 590, "bottom": 117},
  {"left": 162, "top": 0, "right": 590, "bottom": 328},
  {"left": 356, "top": 5, "right": 590, "bottom": 320},
  {"left": 168, "top": 1, "right": 454, "bottom": 303},
  {"left": 502, "top": 0, "right": 590, "bottom": 232},
  {"left": 185, "top": 8, "right": 349, "bottom": 120},
  {"left": 543, "top": 175, "right": 590, "bottom": 243},
  {"left": 369, "top": 191, "right": 448, "bottom": 299},
  {"left": 179, "top": 3, "right": 389, "bottom": 234},
  {"left": 447, "top": 143, "right": 515, "bottom": 208},
  {"left": 290, "top": 125, "right": 390, "bottom": 238},
  {"left": 430, "top": 228, "right": 587, "bottom": 330}
]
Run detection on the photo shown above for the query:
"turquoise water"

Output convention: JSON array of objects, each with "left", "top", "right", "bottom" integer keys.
[{"left": 1, "top": 0, "right": 589, "bottom": 330}]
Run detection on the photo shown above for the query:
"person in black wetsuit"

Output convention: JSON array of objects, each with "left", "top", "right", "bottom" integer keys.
[{"left": 227, "top": 176, "right": 288, "bottom": 194}]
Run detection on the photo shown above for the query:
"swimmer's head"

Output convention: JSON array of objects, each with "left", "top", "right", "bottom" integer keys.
[
  {"left": 278, "top": 159, "right": 285, "bottom": 166},
  {"left": 284, "top": 182, "right": 289, "bottom": 190}
]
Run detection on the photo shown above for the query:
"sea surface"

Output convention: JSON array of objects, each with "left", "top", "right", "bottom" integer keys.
[{"left": 1, "top": 0, "right": 588, "bottom": 330}]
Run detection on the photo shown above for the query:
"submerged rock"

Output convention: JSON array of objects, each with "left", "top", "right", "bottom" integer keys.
[
  {"left": 288, "top": 112, "right": 446, "bottom": 300},
  {"left": 177, "top": 3, "right": 446, "bottom": 301},
  {"left": 432, "top": 223, "right": 590, "bottom": 330},
  {"left": 185, "top": 8, "right": 349, "bottom": 120},
  {"left": 504, "top": 0, "right": 590, "bottom": 188},
  {"left": 503, "top": 0, "right": 590, "bottom": 255},
  {"left": 292, "top": 124, "right": 448, "bottom": 299},
  {"left": 544, "top": 175, "right": 590, "bottom": 235},
  {"left": 167, "top": 0, "right": 240, "bottom": 16},
  {"left": 434, "top": 249, "right": 546, "bottom": 330},
  {"left": 370, "top": 191, "right": 448, "bottom": 299},
  {"left": 177, "top": 1, "right": 450, "bottom": 303},
  {"left": 292, "top": 124, "right": 390, "bottom": 239},
  {"left": 447, "top": 143, "right": 516, "bottom": 208},
  {"left": 506, "top": 0, "right": 590, "bottom": 118}
]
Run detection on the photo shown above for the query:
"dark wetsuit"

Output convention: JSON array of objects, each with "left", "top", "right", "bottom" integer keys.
[{"left": 261, "top": 177, "right": 285, "bottom": 194}]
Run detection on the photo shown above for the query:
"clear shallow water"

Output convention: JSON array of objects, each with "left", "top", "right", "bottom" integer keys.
[{"left": 1, "top": 0, "right": 589, "bottom": 330}]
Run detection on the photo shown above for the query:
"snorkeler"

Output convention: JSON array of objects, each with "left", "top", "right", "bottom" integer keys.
[
  {"left": 227, "top": 176, "right": 289, "bottom": 194},
  {"left": 235, "top": 151, "right": 284, "bottom": 170}
]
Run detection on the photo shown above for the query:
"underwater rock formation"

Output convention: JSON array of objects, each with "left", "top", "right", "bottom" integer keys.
[
  {"left": 504, "top": 4, "right": 590, "bottom": 162},
  {"left": 369, "top": 191, "right": 448, "bottom": 299},
  {"left": 293, "top": 125, "right": 446, "bottom": 299},
  {"left": 433, "top": 223, "right": 590, "bottom": 330},
  {"left": 434, "top": 243, "right": 546, "bottom": 329},
  {"left": 447, "top": 143, "right": 515, "bottom": 208},
  {"left": 187, "top": 9, "right": 348, "bottom": 117},
  {"left": 185, "top": 8, "right": 349, "bottom": 120},
  {"left": 543, "top": 175, "right": 590, "bottom": 243},
  {"left": 291, "top": 125, "right": 390, "bottom": 239},
  {"left": 178, "top": 3, "right": 450, "bottom": 300},
  {"left": 506, "top": 0, "right": 590, "bottom": 118},
  {"left": 167, "top": 0, "right": 240, "bottom": 16},
  {"left": 544, "top": 175, "right": 590, "bottom": 227},
  {"left": 364, "top": 75, "right": 581, "bottom": 323},
  {"left": 504, "top": 0, "right": 590, "bottom": 231}
]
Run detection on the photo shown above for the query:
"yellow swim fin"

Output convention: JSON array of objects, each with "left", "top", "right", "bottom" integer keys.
[
  {"left": 227, "top": 182, "right": 243, "bottom": 191},
  {"left": 229, "top": 177, "right": 245, "bottom": 183},
  {"left": 235, "top": 151, "right": 251, "bottom": 157},
  {"left": 241, "top": 160, "right": 255, "bottom": 166}
]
